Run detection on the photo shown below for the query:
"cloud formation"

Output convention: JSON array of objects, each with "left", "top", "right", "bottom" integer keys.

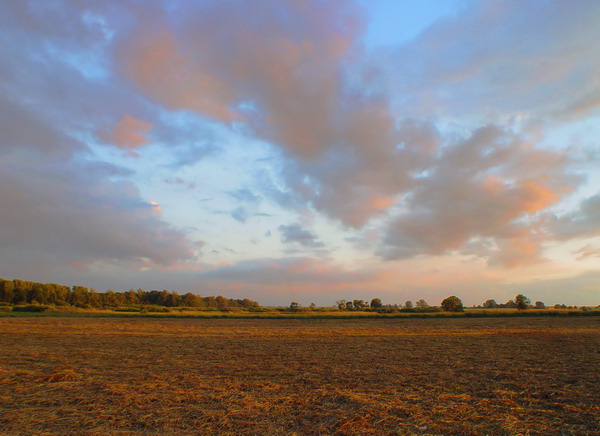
[
  {"left": 1, "top": 0, "right": 599, "bottom": 305},
  {"left": 383, "top": 0, "right": 600, "bottom": 121},
  {"left": 553, "top": 193, "right": 600, "bottom": 239},
  {"left": 379, "top": 125, "right": 572, "bottom": 267},
  {"left": 98, "top": 114, "right": 153, "bottom": 153},
  {"left": 278, "top": 224, "right": 325, "bottom": 249},
  {"left": 120, "top": 0, "right": 364, "bottom": 158},
  {"left": 0, "top": 2, "right": 197, "bottom": 277},
  {"left": 0, "top": 163, "right": 194, "bottom": 271},
  {"left": 116, "top": 0, "right": 597, "bottom": 265}
]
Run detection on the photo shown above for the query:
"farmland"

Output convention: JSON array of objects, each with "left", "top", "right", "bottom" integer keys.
[{"left": 1, "top": 317, "right": 599, "bottom": 435}]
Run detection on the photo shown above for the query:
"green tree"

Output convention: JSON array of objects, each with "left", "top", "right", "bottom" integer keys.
[
  {"left": 216, "top": 295, "right": 228, "bottom": 310},
  {"left": 13, "top": 280, "right": 28, "bottom": 304},
  {"left": 404, "top": 300, "right": 413, "bottom": 309},
  {"left": 124, "top": 289, "right": 139, "bottom": 305},
  {"left": 30, "top": 284, "right": 47, "bottom": 304},
  {"left": 159, "top": 290, "right": 170, "bottom": 306},
  {"left": 166, "top": 291, "right": 180, "bottom": 307},
  {"left": 71, "top": 286, "right": 89, "bottom": 307},
  {"left": 183, "top": 292, "right": 202, "bottom": 308},
  {"left": 88, "top": 289, "right": 101, "bottom": 308},
  {"left": 370, "top": 298, "right": 382, "bottom": 309},
  {"left": 415, "top": 299, "right": 429, "bottom": 309},
  {"left": 483, "top": 299, "right": 498, "bottom": 308},
  {"left": 242, "top": 298, "right": 257, "bottom": 309},
  {"left": 289, "top": 301, "right": 300, "bottom": 311},
  {"left": 53, "top": 285, "right": 70, "bottom": 306},
  {"left": 534, "top": 301, "right": 545, "bottom": 309},
  {"left": 103, "top": 289, "right": 118, "bottom": 307},
  {"left": 205, "top": 296, "right": 217, "bottom": 308},
  {"left": 353, "top": 299, "right": 367, "bottom": 310},
  {"left": 515, "top": 294, "right": 531, "bottom": 310},
  {"left": 0, "top": 280, "right": 15, "bottom": 304},
  {"left": 440, "top": 296, "right": 464, "bottom": 312}
]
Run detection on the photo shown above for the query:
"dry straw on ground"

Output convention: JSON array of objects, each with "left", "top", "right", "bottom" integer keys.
[{"left": 1, "top": 316, "right": 599, "bottom": 434}]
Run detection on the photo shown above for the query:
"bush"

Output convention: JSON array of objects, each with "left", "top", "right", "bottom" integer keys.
[
  {"left": 0, "top": 306, "right": 12, "bottom": 312},
  {"left": 13, "top": 305, "right": 51, "bottom": 312},
  {"left": 418, "top": 306, "right": 442, "bottom": 313},
  {"left": 113, "top": 307, "right": 142, "bottom": 312}
]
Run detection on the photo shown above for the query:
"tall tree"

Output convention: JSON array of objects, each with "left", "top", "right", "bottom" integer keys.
[
  {"left": 370, "top": 298, "right": 382, "bottom": 309},
  {"left": 441, "top": 296, "right": 464, "bottom": 312},
  {"left": 415, "top": 299, "right": 429, "bottom": 309},
  {"left": 216, "top": 296, "right": 228, "bottom": 310},
  {"left": 515, "top": 294, "right": 531, "bottom": 310}
]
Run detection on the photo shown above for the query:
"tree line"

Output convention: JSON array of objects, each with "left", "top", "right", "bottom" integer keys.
[
  {"left": 330, "top": 294, "right": 562, "bottom": 313},
  {"left": 2, "top": 277, "right": 584, "bottom": 313},
  {"left": 0, "top": 278, "right": 259, "bottom": 310},
  {"left": 331, "top": 298, "right": 444, "bottom": 313}
]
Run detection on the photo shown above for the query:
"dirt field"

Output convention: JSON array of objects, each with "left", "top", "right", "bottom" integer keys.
[{"left": 1, "top": 316, "right": 599, "bottom": 435}]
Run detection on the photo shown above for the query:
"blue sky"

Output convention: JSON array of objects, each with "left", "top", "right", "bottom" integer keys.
[{"left": 1, "top": 0, "right": 599, "bottom": 306}]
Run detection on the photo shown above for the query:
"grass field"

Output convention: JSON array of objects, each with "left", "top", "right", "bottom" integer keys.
[{"left": 1, "top": 317, "right": 599, "bottom": 435}]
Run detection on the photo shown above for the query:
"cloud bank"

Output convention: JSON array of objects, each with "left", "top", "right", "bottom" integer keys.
[{"left": 1, "top": 0, "right": 599, "bottom": 304}]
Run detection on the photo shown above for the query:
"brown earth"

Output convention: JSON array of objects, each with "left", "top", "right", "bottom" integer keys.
[{"left": 0, "top": 316, "right": 599, "bottom": 435}]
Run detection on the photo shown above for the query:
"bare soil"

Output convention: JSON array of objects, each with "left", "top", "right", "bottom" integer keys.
[{"left": 1, "top": 316, "right": 599, "bottom": 435}]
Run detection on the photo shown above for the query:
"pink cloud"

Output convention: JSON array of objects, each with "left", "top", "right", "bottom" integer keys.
[
  {"left": 123, "top": 31, "right": 235, "bottom": 121},
  {"left": 99, "top": 114, "right": 153, "bottom": 153},
  {"left": 573, "top": 244, "right": 600, "bottom": 261},
  {"left": 379, "top": 126, "right": 570, "bottom": 266},
  {"left": 119, "top": 1, "right": 363, "bottom": 159}
]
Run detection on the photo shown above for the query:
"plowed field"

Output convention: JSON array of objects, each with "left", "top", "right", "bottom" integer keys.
[{"left": 1, "top": 316, "right": 599, "bottom": 434}]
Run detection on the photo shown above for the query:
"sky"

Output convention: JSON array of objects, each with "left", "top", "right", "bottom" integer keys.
[{"left": 1, "top": 0, "right": 599, "bottom": 307}]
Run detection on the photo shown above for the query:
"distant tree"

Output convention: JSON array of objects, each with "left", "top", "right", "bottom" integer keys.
[
  {"left": 103, "top": 289, "right": 118, "bottom": 307},
  {"left": 0, "top": 279, "right": 15, "bottom": 304},
  {"left": 534, "top": 301, "right": 545, "bottom": 309},
  {"left": 113, "top": 291, "right": 125, "bottom": 307},
  {"left": 124, "top": 289, "right": 138, "bottom": 305},
  {"left": 483, "top": 299, "right": 498, "bottom": 309},
  {"left": 30, "top": 284, "right": 47, "bottom": 304},
  {"left": 216, "top": 295, "right": 228, "bottom": 310},
  {"left": 182, "top": 292, "right": 202, "bottom": 307},
  {"left": 309, "top": 302, "right": 317, "bottom": 310},
  {"left": 71, "top": 286, "right": 89, "bottom": 307},
  {"left": 353, "top": 300, "right": 367, "bottom": 310},
  {"left": 346, "top": 301, "right": 354, "bottom": 311},
  {"left": 145, "top": 290, "right": 162, "bottom": 305},
  {"left": 159, "top": 290, "right": 170, "bottom": 306},
  {"left": 166, "top": 291, "right": 180, "bottom": 307},
  {"left": 136, "top": 288, "right": 146, "bottom": 303},
  {"left": 88, "top": 289, "right": 101, "bottom": 307},
  {"left": 370, "top": 298, "right": 382, "bottom": 309},
  {"left": 441, "top": 296, "right": 464, "bottom": 312},
  {"left": 289, "top": 301, "right": 300, "bottom": 311},
  {"left": 415, "top": 299, "right": 429, "bottom": 309},
  {"left": 336, "top": 299, "right": 347, "bottom": 310},
  {"left": 242, "top": 298, "right": 258, "bottom": 309},
  {"left": 515, "top": 294, "right": 531, "bottom": 310},
  {"left": 13, "top": 280, "right": 28, "bottom": 304},
  {"left": 404, "top": 300, "right": 413, "bottom": 309}
]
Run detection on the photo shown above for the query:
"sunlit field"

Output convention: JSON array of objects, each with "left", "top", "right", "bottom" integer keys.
[{"left": 1, "top": 317, "right": 599, "bottom": 435}]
